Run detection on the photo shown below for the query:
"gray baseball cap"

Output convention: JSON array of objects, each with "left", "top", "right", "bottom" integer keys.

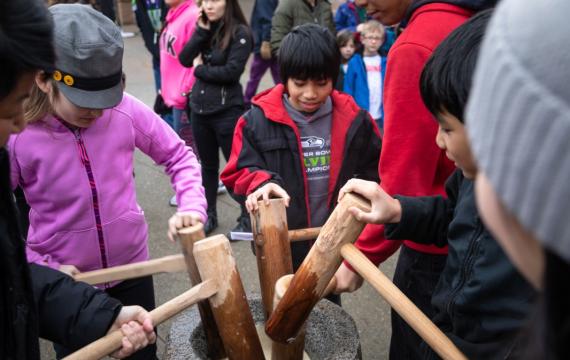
[{"left": 49, "top": 4, "right": 124, "bottom": 109}]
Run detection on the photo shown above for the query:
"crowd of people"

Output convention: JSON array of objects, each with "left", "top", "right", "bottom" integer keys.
[{"left": 2, "top": 0, "right": 570, "bottom": 359}]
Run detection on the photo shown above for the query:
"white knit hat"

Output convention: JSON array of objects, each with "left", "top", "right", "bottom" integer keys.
[{"left": 467, "top": 0, "right": 570, "bottom": 262}]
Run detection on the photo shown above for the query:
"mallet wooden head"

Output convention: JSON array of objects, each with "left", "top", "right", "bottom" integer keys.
[{"left": 265, "top": 192, "right": 370, "bottom": 343}]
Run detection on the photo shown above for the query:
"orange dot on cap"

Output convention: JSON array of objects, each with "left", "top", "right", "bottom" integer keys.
[
  {"left": 63, "top": 75, "right": 74, "bottom": 86},
  {"left": 53, "top": 71, "right": 62, "bottom": 81}
]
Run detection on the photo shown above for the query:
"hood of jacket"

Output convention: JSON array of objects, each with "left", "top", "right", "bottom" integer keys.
[
  {"left": 165, "top": 0, "right": 193, "bottom": 23},
  {"left": 404, "top": 0, "right": 498, "bottom": 23},
  {"left": 251, "top": 84, "right": 362, "bottom": 128}
]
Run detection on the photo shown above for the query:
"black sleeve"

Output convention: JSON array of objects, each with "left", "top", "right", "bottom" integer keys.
[
  {"left": 221, "top": 110, "right": 285, "bottom": 198},
  {"left": 193, "top": 26, "right": 252, "bottom": 84},
  {"left": 384, "top": 170, "right": 462, "bottom": 247},
  {"left": 30, "top": 264, "right": 122, "bottom": 350},
  {"left": 179, "top": 26, "right": 212, "bottom": 67}
]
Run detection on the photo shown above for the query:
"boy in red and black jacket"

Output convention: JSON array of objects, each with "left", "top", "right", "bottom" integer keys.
[{"left": 221, "top": 23, "right": 382, "bottom": 281}]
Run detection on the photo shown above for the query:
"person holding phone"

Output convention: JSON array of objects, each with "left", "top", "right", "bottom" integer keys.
[{"left": 179, "top": 0, "right": 252, "bottom": 235}]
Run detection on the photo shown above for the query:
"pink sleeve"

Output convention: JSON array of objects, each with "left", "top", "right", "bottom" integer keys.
[
  {"left": 127, "top": 95, "right": 208, "bottom": 223},
  {"left": 8, "top": 136, "right": 22, "bottom": 190}
]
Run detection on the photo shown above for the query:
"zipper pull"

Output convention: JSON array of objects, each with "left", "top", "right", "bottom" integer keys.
[{"left": 74, "top": 129, "right": 88, "bottom": 166}]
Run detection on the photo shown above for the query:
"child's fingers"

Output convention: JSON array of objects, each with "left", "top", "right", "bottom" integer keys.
[
  {"left": 112, "top": 336, "right": 133, "bottom": 358},
  {"left": 283, "top": 194, "right": 291, "bottom": 207},
  {"left": 167, "top": 217, "right": 177, "bottom": 242},
  {"left": 245, "top": 198, "right": 254, "bottom": 213},
  {"left": 127, "top": 321, "right": 148, "bottom": 349},
  {"left": 348, "top": 207, "right": 366, "bottom": 221},
  {"left": 339, "top": 178, "right": 360, "bottom": 202},
  {"left": 142, "top": 318, "right": 154, "bottom": 333},
  {"left": 262, "top": 189, "right": 270, "bottom": 205}
]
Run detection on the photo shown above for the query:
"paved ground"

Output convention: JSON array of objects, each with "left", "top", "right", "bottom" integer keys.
[{"left": 40, "top": 1, "right": 397, "bottom": 358}]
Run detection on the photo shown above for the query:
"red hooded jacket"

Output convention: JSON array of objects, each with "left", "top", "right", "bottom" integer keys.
[{"left": 352, "top": 3, "right": 473, "bottom": 266}]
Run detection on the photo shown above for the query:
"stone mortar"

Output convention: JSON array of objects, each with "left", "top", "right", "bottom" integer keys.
[{"left": 164, "top": 294, "right": 362, "bottom": 360}]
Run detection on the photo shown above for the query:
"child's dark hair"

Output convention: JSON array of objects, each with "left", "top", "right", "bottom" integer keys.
[
  {"left": 0, "top": 0, "right": 55, "bottom": 100},
  {"left": 420, "top": 9, "right": 492, "bottom": 123},
  {"left": 337, "top": 29, "right": 354, "bottom": 48},
  {"left": 279, "top": 24, "right": 340, "bottom": 84}
]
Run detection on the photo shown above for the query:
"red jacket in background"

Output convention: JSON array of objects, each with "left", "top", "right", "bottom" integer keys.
[{"left": 353, "top": 3, "right": 473, "bottom": 266}]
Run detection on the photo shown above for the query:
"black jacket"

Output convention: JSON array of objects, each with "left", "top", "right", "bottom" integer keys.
[
  {"left": 386, "top": 170, "right": 536, "bottom": 359},
  {"left": 0, "top": 148, "right": 121, "bottom": 359},
  {"left": 179, "top": 22, "right": 252, "bottom": 115}
]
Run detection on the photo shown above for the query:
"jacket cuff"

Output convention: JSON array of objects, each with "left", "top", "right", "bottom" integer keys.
[
  {"left": 193, "top": 64, "right": 205, "bottom": 78},
  {"left": 177, "top": 205, "right": 208, "bottom": 225},
  {"left": 90, "top": 296, "right": 123, "bottom": 336},
  {"left": 195, "top": 25, "right": 212, "bottom": 39},
  {"left": 246, "top": 173, "right": 273, "bottom": 195},
  {"left": 384, "top": 195, "right": 418, "bottom": 240}
]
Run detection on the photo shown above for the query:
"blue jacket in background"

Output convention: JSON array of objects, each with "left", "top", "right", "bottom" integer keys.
[
  {"left": 343, "top": 53, "right": 387, "bottom": 122},
  {"left": 334, "top": 0, "right": 366, "bottom": 32},
  {"left": 250, "top": 0, "right": 278, "bottom": 53}
]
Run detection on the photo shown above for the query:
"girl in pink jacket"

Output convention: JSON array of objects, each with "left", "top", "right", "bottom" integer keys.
[
  {"left": 160, "top": 0, "right": 199, "bottom": 134},
  {"left": 8, "top": 5, "right": 206, "bottom": 358}
]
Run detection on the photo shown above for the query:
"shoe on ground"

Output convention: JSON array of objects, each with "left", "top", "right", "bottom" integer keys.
[
  {"left": 227, "top": 214, "right": 251, "bottom": 241},
  {"left": 217, "top": 180, "right": 227, "bottom": 195},
  {"left": 169, "top": 195, "right": 177, "bottom": 207},
  {"left": 121, "top": 30, "right": 135, "bottom": 38},
  {"left": 204, "top": 213, "right": 218, "bottom": 235}
]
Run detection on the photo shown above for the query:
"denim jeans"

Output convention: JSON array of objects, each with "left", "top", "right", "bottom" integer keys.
[
  {"left": 172, "top": 107, "right": 185, "bottom": 135},
  {"left": 389, "top": 246, "right": 447, "bottom": 360}
]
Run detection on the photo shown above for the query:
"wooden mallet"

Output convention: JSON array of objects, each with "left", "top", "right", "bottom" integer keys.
[
  {"left": 265, "top": 192, "right": 370, "bottom": 343},
  {"left": 74, "top": 254, "right": 186, "bottom": 285},
  {"left": 62, "top": 280, "right": 218, "bottom": 360},
  {"left": 341, "top": 243, "right": 467, "bottom": 360},
  {"left": 193, "top": 235, "right": 266, "bottom": 359},
  {"left": 250, "top": 198, "right": 294, "bottom": 320},
  {"left": 178, "top": 223, "right": 226, "bottom": 359}
]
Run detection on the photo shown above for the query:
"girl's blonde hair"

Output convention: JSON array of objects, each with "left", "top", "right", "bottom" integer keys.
[{"left": 24, "top": 73, "right": 58, "bottom": 123}]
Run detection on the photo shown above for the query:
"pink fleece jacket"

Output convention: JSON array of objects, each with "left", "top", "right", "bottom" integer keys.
[
  {"left": 160, "top": 1, "right": 199, "bottom": 109},
  {"left": 8, "top": 93, "right": 206, "bottom": 275}
]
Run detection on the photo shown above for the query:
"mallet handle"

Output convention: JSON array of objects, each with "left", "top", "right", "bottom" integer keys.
[
  {"left": 289, "top": 227, "right": 321, "bottom": 242},
  {"left": 63, "top": 280, "right": 217, "bottom": 360},
  {"left": 340, "top": 244, "right": 467, "bottom": 360},
  {"left": 74, "top": 255, "right": 186, "bottom": 285}
]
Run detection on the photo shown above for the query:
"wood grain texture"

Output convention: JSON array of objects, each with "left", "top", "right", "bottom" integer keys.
[
  {"left": 74, "top": 255, "right": 186, "bottom": 285},
  {"left": 271, "top": 275, "right": 306, "bottom": 360},
  {"left": 193, "top": 235, "right": 265, "bottom": 360},
  {"left": 341, "top": 244, "right": 467, "bottom": 360},
  {"left": 289, "top": 227, "right": 321, "bottom": 242},
  {"left": 265, "top": 193, "right": 370, "bottom": 343},
  {"left": 251, "top": 199, "right": 294, "bottom": 319},
  {"left": 178, "top": 223, "right": 226, "bottom": 359}
]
